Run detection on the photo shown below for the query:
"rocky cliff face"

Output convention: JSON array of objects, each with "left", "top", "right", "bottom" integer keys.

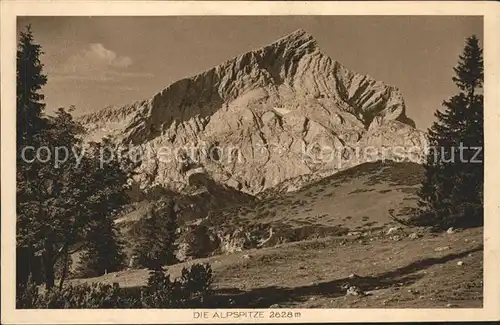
[{"left": 79, "top": 29, "right": 427, "bottom": 195}]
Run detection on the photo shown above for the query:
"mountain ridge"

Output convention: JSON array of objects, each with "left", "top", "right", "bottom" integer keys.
[
  {"left": 79, "top": 29, "right": 415, "bottom": 134},
  {"left": 79, "top": 29, "right": 427, "bottom": 195}
]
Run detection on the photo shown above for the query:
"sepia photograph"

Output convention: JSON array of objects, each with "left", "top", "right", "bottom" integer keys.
[{"left": 1, "top": 1, "right": 499, "bottom": 324}]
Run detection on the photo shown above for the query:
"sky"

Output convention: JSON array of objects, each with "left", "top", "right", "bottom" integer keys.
[{"left": 17, "top": 16, "right": 483, "bottom": 131}]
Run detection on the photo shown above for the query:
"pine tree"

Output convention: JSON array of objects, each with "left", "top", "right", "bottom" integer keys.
[
  {"left": 417, "top": 35, "right": 483, "bottom": 229},
  {"left": 16, "top": 24, "right": 47, "bottom": 148},
  {"left": 16, "top": 24, "right": 48, "bottom": 293},
  {"left": 186, "top": 224, "right": 212, "bottom": 259},
  {"left": 159, "top": 200, "right": 179, "bottom": 266},
  {"left": 133, "top": 200, "right": 179, "bottom": 270},
  {"left": 452, "top": 36, "right": 483, "bottom": 99},
  {"left": 75, "top": 139, "right": 130, "bottom": 278},
  {"left": 133, "top": 208, "right": 165, "bottom": 271},
  {"left": 77, "top": 216, "right": 126, "bottom": 278}
]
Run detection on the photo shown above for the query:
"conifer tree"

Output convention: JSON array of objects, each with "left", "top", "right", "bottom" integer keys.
[
  {"left": 417, "top": 35, "right": 483, "bottom": 229},
  {"left": 133, "top": 199, "right": 179, "bottom": 270},
  {"left": 16, "top": 25, "right": 132, "bottom": 293},
  {"left": 16, "top": 25, "right": 48, "bottom": 292},
  {"left": 17, "top": 24, "right": 47, "bottom": 148},
  {"left": 159, "top": 200, "right": 179, "bottom": 265},
  {"left": 77, "top": 216, "right": 126, "bottom": 278},
  {"left": 186, "top": 225, "right": 212, "bottom": 259},
  {"left": 133, "top": 208, "right": 164, "bottom": 271},
  {"left": 16, "top": 24, "right": 48, "bottom": 293}
]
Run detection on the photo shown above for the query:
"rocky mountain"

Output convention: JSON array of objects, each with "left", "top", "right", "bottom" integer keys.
[{"left": 79, "top": 29, "right": 427, "bottom": 195}]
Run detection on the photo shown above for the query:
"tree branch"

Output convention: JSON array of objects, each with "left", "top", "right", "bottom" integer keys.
[
  {"left": 388, "top": 210, "right": 412, "bottom": 227},
  {"left": 68, "top": 242, "right": 88, "bottom": 255}
]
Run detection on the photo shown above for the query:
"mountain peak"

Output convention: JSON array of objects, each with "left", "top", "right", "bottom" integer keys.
[
  {"left": 284, "top": 29, "right": 314, "bottom": 40},
  {"left": 272, "top": 28, "right": 317, "bottom": 48}
]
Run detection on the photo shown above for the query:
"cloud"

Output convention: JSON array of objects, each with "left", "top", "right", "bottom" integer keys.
[
  {"left": 49, "top": 43, "right": 152, "bottom": 82},
  {"left": 51, "top": 70, "right": 154, "bottom": 82},
  {"left": 86, "top": 43, "right": 132, "bottom": 68},
  {"left": 67, "top": 43, "right": 132, "bottom": 71}
]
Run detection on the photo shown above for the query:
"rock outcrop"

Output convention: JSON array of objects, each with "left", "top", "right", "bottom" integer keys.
[{"left": 79, "top": 29, "right": 427, "bottom": 195}]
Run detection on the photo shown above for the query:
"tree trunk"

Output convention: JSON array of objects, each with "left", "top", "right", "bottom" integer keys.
[
  {"left": 43, "top": 240, "right": 55, "bottom": 290},
  {"left": 58, "top": 245, "right": 69, "bottom": 291}
]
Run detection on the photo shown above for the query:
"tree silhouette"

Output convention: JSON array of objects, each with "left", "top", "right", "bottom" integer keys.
[
  {"left": 186, "top": 224, "right": 213, "bottom": 259},
  {"left": 417, "top": 35, "right": 483, "bottom": 229},
  {"left": 16, "top": 24, "right": 49, "bottom": 293},
  {"left": 16, "top": 25, "right": 133, "bottom": 291},
  {"left": 77, "top": 213, "right": 126, "bottom": 278},
  {"left": 133, "top": 199, "right": 179, "bottom": 271},
  {"left": 17, "top": 24, "right": 47, "bottom": 148}
]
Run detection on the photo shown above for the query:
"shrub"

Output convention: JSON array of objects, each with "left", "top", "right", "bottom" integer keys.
[
  {"left": 141, "top": 270, "right": 182, "bottom": 308},
  {"left": 17, "top": 281, "right": 131, "bottom": 309},
  {"left": 16, "top": 264, "right": 214, "bottom": 309},
  {"left": 179, "top": 263, "right": 213, "bottom": 305},
  {"left": 16, "top": 276, "right": 40, "bottom": 309},
  {"left": 42, "top": 283, "right": 124, "bottom": 308},
  {"left": 141, "top": 263, "right": 213, "bottom": 308}
]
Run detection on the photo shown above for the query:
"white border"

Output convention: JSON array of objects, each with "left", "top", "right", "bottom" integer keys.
[{"left": 2, "top": 1, "right": 499, "bottom": 324}]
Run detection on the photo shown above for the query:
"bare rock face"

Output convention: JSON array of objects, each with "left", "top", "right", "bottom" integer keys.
[{"left": 79, "top": 29, "right": 427, "bottom": 194}]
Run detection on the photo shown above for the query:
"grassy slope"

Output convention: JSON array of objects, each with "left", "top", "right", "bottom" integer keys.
[
  {"left": 210, "top": 160, "right": 424, "bottom": 232},
  {"left": 71, "top": 161, "right": 483, "bottom": 308},
  {"left": 72, "top": 227, "right": 483, "bottom": 308}
]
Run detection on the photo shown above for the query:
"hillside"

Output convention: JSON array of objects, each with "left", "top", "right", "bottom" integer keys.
[
  {"left": 67, "top": 146, "right": 483, "bottom": 309},
  {"left": 102, "top": 160, "right": 423, "bottom": 259},
  {"left": 72, "top": 225, "right": 483, "bottom": 308},
  {"left": 70, "top": 159, "right": 483, "bottom": 309}
]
